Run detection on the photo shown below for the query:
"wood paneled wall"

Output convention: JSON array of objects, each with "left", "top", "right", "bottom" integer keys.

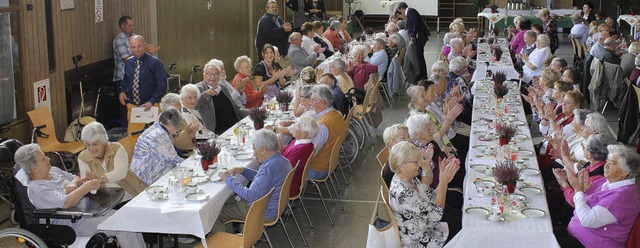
[{"left": 6, "top": 0, "right": 152, "bottom": 142}]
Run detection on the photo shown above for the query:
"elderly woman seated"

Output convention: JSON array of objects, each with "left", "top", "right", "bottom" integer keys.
[
  {"left": 281, "top": 116, "right": 317, "bottom": 197},
  {"left": 446, "top": 57, "right": 473, "bottom": 125},
  {"left": 523, "top": 69, "right": 562, "bottom": 124},
  {"left": 388, "top": 141, "right": 460, "bottom": 247},
  {"left": 441, "top": 31, "right": 461, "bottom": 58},
  {"left": 629, "top": 54, "right": 640, "bottom": 87},
  {"left": 180, "top": 84, "right": 214, "bottom": 137},
  {"left": 447, "top": 37, "right": 475, "bottom": 63},
  {"left": 131, "top": 108, "right": 186, "bottom": 185},
  {"left": 431, "top": 61, "right": 449, "bottom": 78},
  {"left": 78, "top": 122, "right": 147, "bottom": 199},
  {"left": 537, "top": 91, "right": 584, "bottom": 171},
  {"left": 160, "top": 93, "right": 199, "bottom": 150},
  {"left": 14, "top": 144, "right": 145, "bottom": 247},
  {"left": 212, "top": 130, "right": 293, "bottom": 233},
  {"left": 328, "top": 58, "right": 354, "bottom": 94},
  {"left": 405, "top": 114, "right": 450, "bottom": 188},
  {"left": 555, "top": 112, "right": 614, "bottom": 170},
  {"left": 347, "top": 45, "right": 378, "bottom": 89},
  {"left": 381, "top": 124, "right": 412, "bottom": 187},
  {"left": 519, "top": 34, "right": 552, "bottom": 83},
  {"left": 555, "top": 145, "right": 640, "bottom": 247},
  {"left": 233, "top": 55, "right": 266, "bottom": 109}
]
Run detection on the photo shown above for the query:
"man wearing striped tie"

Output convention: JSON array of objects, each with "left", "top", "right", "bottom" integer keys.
[{"left": 119, "top": 35, "right": 167, "bottom": 111}]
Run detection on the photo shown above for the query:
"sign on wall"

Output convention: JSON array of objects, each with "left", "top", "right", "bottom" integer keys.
[
  {"left": 34, "top": 79, "right": 51, "bottom": 110},
  {"left": 95, "top": 0, "right": 103, "bottom": 22}
]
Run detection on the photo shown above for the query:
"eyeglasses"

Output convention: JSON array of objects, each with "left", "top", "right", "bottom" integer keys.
[
  {"left": 403, "top": 160, "right": 419, "bottom": 165},
  {"left": 204, "top": 71, "right": 219, "bottom": 78},
  {"left": 561, "top": 100, "right": 574, "bottom": 105},
  {"left": 84, "top": 142, "right": 101, "bottom": 148}
]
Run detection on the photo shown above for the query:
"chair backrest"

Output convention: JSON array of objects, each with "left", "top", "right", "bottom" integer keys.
[
  {"left": 570, "top": 38, "right": 578, "bottom": 57},
  {"left": 243, "top": 188, "right": 275, "bottom": 248},
  {"left": 633, "top": 85, "right": 640, "bottom": 111},
  {"left": 379, "top": 184, "right": 400, "bottom": 246},
  {"left": 27, "top": 106, "right": 59, "bottom": 147},
  {"left": 328, "top": 134, "right": 345, "bottom": 175},
  {"left": 344, "top": 105, "right": 356, "bottom": 125},
  {"left": 273, "top": 164, "right": 297, "bottom": 224},
  {"left": 379, "top": 172, "right": 390, "bottom": 205},
  {"left": 292, "top": 145, "right": 317, "bottom": 200},
  {"left": 126, "top": 103, "right": 160, "bottom": 139},
  {"left": 626, "top": 215, "right": 640, "bottom": 248},
  {"left": 376, "top": 147, "right": 389, "bottom": 169},
  {"left": 576, "top": 39, "right": 584, "bottom": 59},
  {"left": 118, "top": 136, "right": 136, "bottom": 163}
]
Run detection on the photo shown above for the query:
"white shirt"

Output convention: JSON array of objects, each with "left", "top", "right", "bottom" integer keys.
[
  {"left": 570, "top": 23, "right": 590, "bottom": 43},
  {"left": 573, "top": 179, "right": 635, "bottom": 228},
  {"left": 590, "top": 42, "right": 603, "bottom": 58},
  {"left": 366, "top": 49, "right": 388, "bottom": 79},
  {"left": 302, "top": 35, "right": 325, "bottom": 60},
  {"left": 294, "top": 138, "right": 313, "bottom": 145},
  {"left": 523, "top": 47, "right": 551, "bottom": 83}
]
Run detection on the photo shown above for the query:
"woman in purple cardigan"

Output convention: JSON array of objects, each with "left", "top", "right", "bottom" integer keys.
[
  {"left": 281, "top": 116, "right": 317, "bottom": 197},
  {"left": 556, "top": 145, "right": 640, "bottom": 248}
]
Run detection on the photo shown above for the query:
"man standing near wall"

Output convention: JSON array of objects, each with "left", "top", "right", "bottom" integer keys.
[
  {"left": 396, "top": 2, "right": 431, "bottom": 79},
  {"left": 119, "top": 35, "right": 167, "bottom": 111},
  {"left": 256, "top": 0, "right": 292, "bottom": 60},
  {"left": 112, "top": 16, "right": 160, "bottom": 86}
]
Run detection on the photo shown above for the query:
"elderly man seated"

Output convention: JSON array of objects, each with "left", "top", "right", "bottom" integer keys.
[
  {"left": 366, "top": 38, "right": 388, "bottom": 80},
  {"left": 212, "top": 130, "right": 292, "bottom": 233},
  {"left": 598, "top": 37, "right": 621, "bottom": 65},
  {"left": 288, "top": 32, "right": 320, "bottom": 77},
  {"left": 318, "top": 73, "right": 345, "bottom": 112},
  {"left": 14, "top": 144, "right": 145, "bottom": 247},
  {"left": 195, "top": 62, "right": 248, "bottom": 135},
  {"left": 307, "top": 85, "right": 348, "bottom": 179}
]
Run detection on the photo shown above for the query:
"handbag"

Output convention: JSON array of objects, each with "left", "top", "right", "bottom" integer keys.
[{"left": 366, "top": 189, "right": 400, "bottom": 248}]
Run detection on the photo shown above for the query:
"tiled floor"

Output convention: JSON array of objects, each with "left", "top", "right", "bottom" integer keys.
[{"left": 0, "top": 30, "right": 628, "bottom": 248}]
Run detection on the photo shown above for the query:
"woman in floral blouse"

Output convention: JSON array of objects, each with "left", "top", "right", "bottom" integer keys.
[
  {"left": 538, "top": 8, "right": 559, "bottom": 53},
  {"left": 388, "top": 141, "right": 460, "bottom": 248}
]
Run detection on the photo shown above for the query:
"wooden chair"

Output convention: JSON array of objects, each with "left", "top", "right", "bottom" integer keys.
[
  {"left": 126, "top": 103, "right": 159, "bottom": 139},
  {"left": 379, "top": 173, "right": 390, "bottom": 205},
  {"left": 196, "top": 188, "right": 274, "bottom": 248},
  {"left": 626, "top": 215, "right": 640, "bottom": 248},
  {"left": 27, "top": 106, "right": 84, "bottom": 172},
  {"left": 379, "top": 179, "right": 400, "bottom": 246},
  {"left": 117, "top": 136, "right": 136, "bottom": 163},
  {"left": 305, "top": 135, "right": 345, "bottom": 226},
  {"left": 354, "top": 79, "right": 381, "bottom": 140},
  {"left": 633, "top": 85, "right": 640, "bottom": 111},
  {"left": 376, "top": 147, "right": 389, "bottom": 169},
  {"left": 228, "top": 168, "right": 299, "bottom": 248},
  {"left": 339, "top": 106, "right": 358, "bottom": 170}
]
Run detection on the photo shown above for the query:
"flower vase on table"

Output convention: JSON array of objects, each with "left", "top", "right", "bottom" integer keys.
[
  {"left": 493, "top": 160, "right": 520, "bottom": 194},
  {"left": 196, "top": 142, "right": 220, "bottom": 171},
  {"left": 249, "top": 107, "right": 268, "bottom": 131},
  {"left": 496, "top": 122, "right": 516, "bottom": 147},
  {"left": 276, "top": 91, "right": 293, "bottom": 112}
]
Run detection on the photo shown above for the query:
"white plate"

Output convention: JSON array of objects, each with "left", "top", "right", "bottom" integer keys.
[
  {"left": 474, "top": 180, "right": 496, "bottom": 188},
  {"left": 514, "top": 134, "right": 528, "bottom": 140},
  {"left": 470, "top": 164, "right": 490, "bottom": 172},
  {"left": 520, "top": 168, "right": 540, "bottom": 176},
  {"left": 522, "top": 208, "right": 546, "bottom": 218},
  {"left": 512, "top": 121, "right": 527, "bottom": 126},
  {"left": 519, "top": 150, "right": 535, "bottom": 157},
  {"left": 193, "top": 171, "right": 207, "bottom": 177},
  {"left": 191, "top": 176, "right": 208, "bottom": 185},
  {"left": 209, "top": 173, "right": 223, "bottom": 182},
  {"left": 185, "top": 193, "right": 209, "bottom": 201},
  {"left": 465, "top": 206, "right": 490, "bottom": 216},
  {"left": 520, "top": 186, "right": 542, "bottom": 194},
  {"left": 236, "top": 154, "right": 253, "bottom": 160},
  {"left": 510, "top": 193, "right": 527, "bottom": 201}
]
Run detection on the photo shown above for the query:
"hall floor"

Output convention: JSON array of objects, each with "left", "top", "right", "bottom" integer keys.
[{"left": 0, "top": 32, "right": 624, "bottom": 248}]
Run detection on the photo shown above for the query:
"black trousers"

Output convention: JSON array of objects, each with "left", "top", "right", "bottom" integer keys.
[{"left": 415, "top": 38, "right": 428, "bottom": 80}]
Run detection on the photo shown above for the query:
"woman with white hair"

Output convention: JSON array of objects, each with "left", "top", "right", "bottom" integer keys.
[
  {"left": 405, "top": 114, "right": 450, "bottom": 188},
  {"left": 213, "top": 129, "right": 292, "bottom": 233},
  {"left": 431, "top": 61, "right": 448, "bottom": 77},
  {"left": 519, "top": 34, "right": 552, "bottom": 83},
  {"left": 538, "top": 8, "right": 559, "bottom": 53},
  {"left": 441, "top": 32, "right": 461, "bottom": 58},
  {"left": 621, "top": 42, "right": 640, "bottom": 79},
  {"left": 388, "top": 141, "right": 460, "bottom": 248},
  {"left": 446, "top": 57, "right": 473, "bottom": 125},
  {"left": 78, "top": 122, "right": 147, "bottom": 198},
  {"left": 234, "top": 55, "right": 266, "bottom": 109},
  {"left": 381, "top": 124, "right": 411, "bottom": 187},
  {"left": 555, "top": 145, "right": 640, "bottom": 247},
  {"left": 553, "top": 109, "right": 591, "bottom": 167},
  {"left": 131, "top": 108, "right": 186, "bottom": 185},
  {"left": 347, "top": 44, "right": 378, "bottom": 89},
  {"left": 329, "top": 58, "right": 354, "bottom": 93},
  {"left": 282, "top": 116, "right": 317, "bottom": 197},
  {"left": 160, "top": 93, "right": 199, "bottom": 150},
  {"left": 180, "top": 84, "right": 213, "bottom": 136},
  {"left": 446, "top": 37, "right": 465, "bottom": 62},
  {"left": 14, "top": 144, "right": 146, "bottom": 247}
]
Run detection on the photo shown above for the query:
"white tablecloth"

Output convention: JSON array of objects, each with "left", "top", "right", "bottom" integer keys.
[
  {"left": 98, "top": 117, "right": 260, "bottom": 248},
  {"left": 618, "top": 15, "right": 640, "bottom": 36},
  {"left": 444, "top": 65, "right": 559, "bottom": 248},
  {"left": 472, "top": 39, "right": 520, "bottom": 84},
  {"left": 477, "top": 12, "right": 507, "bottom": 30},
  {"left": 482, "top": 8, "right": 580, "bottom": 17}
]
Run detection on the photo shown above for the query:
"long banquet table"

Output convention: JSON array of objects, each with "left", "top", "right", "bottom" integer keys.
[
  {"left": 444, "top": 39, "right": 560, "bottom": 248},
  {"left": 97, "top": 115, "right": 277, "bottom": 248}
]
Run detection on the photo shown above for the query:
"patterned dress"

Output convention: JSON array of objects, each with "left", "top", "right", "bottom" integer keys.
[
  {"left": 130, "top": 122, "right": 184, "bottom": 185},
  {"left": 543, "top": 18, "right": 559, "bottom": 53},
  {"left": 389, "top": 175, "right": 448, "bottom": 248}
]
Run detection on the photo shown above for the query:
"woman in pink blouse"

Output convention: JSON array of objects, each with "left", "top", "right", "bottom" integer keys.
[
  {"left": 510, "top": 19, "right": 531, "bottom": 56},
  {"left": 346, "top": 45, "right": 377, "bottom": 89}
]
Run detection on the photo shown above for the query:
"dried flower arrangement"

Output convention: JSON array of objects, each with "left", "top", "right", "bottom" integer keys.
[
  {"left": 197, "top": 142, "right": 220, "bottom": 161},
  {"left": 492, "top": 71, "right": 507, "bottom": 84},
  {"left": 492, "top": 160, "right": 520, "bottom": 184},
  {"left": 496, "top": 123, "right": 517, "bottom": 140},
  {"left": 493, "top": 82, "right": 509, "bottom": 98},
  {"left": 249, "top": 107, "right": 269, "bottom": 123},
  {"left": 276, "top": 91, "right": 293, "bottom": 104}
]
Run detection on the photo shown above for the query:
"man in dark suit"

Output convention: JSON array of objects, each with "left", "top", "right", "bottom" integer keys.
[
  {"left": 195, "top": 62, "right": 248, "bottom": 135},
  {"left": 396, "top": 2, "right": 430, "bottom": 79},
  {"left": 581, "top": 2, "right": 596, "bottom": 24},
  {"left": 256, "top": 0, "right": 292, "bottom": 60},
  {"left": 119, "top": 35, "right": 166, "bottom": 111}
]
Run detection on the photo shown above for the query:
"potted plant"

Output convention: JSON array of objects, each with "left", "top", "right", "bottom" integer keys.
[
  {"left": 492, "top": 160, "right": 520, "bottom": 193},
  {"left": 492, "top": 71, "right": 507, "bottom": 85},
  {"left": 196, "top": 142, "right": 220, "bottom": 171},
  {"left": 491, "top": 45, "right": 503, "bottom": 61},
  {"left": 493, "top": 82, "right": 509, "bottom": 99},
  {"left": 249, "top": 107, "right": 268, "bottom": 130},
  {"left": 496, "top": 122, "right": 516, "bottom": 146},
  {"left": 276, "top": 91, "right": 293, "bottom": 111}
]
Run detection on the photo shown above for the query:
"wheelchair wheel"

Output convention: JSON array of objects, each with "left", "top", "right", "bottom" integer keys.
[
  {"left": 350, "top": 119, "right": 367, "bottom": 150},
  {"left": 10, "top": 208, "right": 17, "bottom": 225},
  {"left": 0, "top": 228, "right": 48, "bottom": 248},
  {"left": 339, "top": 129, "right": 358, "bottom": 167}
]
